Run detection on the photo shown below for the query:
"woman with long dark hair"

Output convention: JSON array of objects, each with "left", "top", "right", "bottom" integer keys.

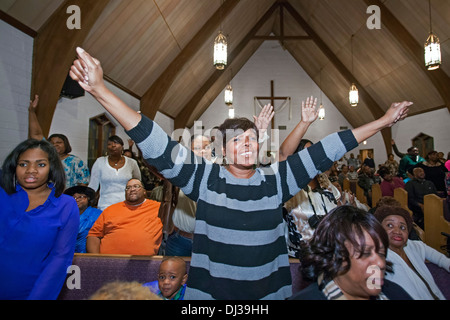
[{"left": 0, "top": 139, "right": 79, "bottom": 299}]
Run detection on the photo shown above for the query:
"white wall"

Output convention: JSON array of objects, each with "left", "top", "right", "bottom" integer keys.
[
  {"left": 1, "top": 21, "right": 448, "bottom": 167},
  {"left": 0, "top": 21, "right": 173, "bottom": 165},
  {"left": 197, "top": 41, "right": 450, "bottom": 165},
  {"left": 0, "top": 20, "right": 33, "bottom": 160},
  {"left": 50, "top": 88, "right": 173, "bottom": 163}
]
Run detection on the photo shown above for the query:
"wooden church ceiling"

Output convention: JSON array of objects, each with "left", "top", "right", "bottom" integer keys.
[{"left": 1, "top": 0, "right": 449, "bottom": 135}]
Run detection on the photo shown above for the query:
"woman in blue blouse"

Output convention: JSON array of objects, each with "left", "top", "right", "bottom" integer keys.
[{"left": 0, "top": 139, "right": 79, "bottom": 300}]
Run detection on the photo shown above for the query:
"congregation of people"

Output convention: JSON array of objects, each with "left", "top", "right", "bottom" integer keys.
[{"left": 1, "top": 47, "right": 449, "bottom": 301}]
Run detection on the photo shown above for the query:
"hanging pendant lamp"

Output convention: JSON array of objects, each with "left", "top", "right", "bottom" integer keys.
[{"left": 424, "top": 0, "right": 441, "bottom": 70}]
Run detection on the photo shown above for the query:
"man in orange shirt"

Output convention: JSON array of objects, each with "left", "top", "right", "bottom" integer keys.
[{"left": 87, "top": 179, "right": 162, "bottom": 255}]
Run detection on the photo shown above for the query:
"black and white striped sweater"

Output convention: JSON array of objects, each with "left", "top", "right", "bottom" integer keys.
[{"left": 127, "top": 115, "right": 358, "bottom": 300}]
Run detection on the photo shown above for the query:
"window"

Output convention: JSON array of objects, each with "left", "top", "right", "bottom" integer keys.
[
  {"left": 88, "top": 114, "right": 115, "bottom": 170},
  {"left": 412, "top": 133, "right": 433, "bottom": 158}
]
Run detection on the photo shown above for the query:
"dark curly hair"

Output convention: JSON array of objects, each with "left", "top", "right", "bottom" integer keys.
[
  {"left": 298, "top": 205, "right": 391, "bottom": 281},
  {"left": 373, "top": 206, "right": 413, "bottom": 233}
]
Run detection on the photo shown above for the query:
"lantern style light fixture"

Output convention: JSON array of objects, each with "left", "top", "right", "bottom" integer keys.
[
  {"left": 318, "top": 104, "right": 325, "bottom": 120},
  {"left": 214, "top": 31, "right": 227, "bottom": 70},
  {"left": 228, "top": 106, "right": 235, "bottom": 118},
  {"left": 349, "top": 35, "right": 358, "bottom": 107},
  {"left": 349, "top": 83, "right": 359, "bottom": 107},
  {"left": 424, "top": 0, "right": 441, "bottom": 70},
  {"left": 225, "top": 83, "right": 233, "bottom": 105}
]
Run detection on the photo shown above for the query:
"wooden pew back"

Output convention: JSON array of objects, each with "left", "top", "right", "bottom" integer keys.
[
  {"left": 371, "top": 183, "right": 382, "bottom": 209},
  {"left": 423, "top": 194, "right": 450, "bottom": 254}
]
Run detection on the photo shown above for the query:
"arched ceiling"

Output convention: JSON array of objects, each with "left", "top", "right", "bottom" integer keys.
[{"left": 1, "top": 0, "right": 449, "bottom": 142}]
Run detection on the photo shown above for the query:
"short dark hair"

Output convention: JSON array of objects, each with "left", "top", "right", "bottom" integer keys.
[
  {"left": 108, "top": 135, "right": 124, "bottom": 146},
  {"left": 218, "top": 117, "right": 258, "bottom": 149},
  {"left": 1, "top": 139, "right": 66, "bottom": 197},
  {"left": 295, "top": 139, "right": 314, "bottom": 154},
  {"left": 377, "top": 166, "right": 391, "bottom": 178},
  {"left": 374, "top": 206, "right": 413, "bottom": 233},
  {"left": 426, "top": 150, "right": 437, "bottom": 159},
  {"left": 373, "top": 196, "right": 401, "bottom": 210},
  {"left": 48, "top": 133, "right": 72, "bottom": 154},
  {"left": 299, "top": 205, "right": 391, "bottom": 281}
]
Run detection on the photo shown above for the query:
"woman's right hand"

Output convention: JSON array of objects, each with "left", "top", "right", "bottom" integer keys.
[
  {"left": 70, "top": 47, "right": 106, "bottom": 96},
  {"left": 300, "top": 96, "right": 318, "bottom": 124}
]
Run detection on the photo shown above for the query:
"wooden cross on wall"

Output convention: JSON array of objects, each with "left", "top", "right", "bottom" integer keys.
[{"left": 254, "top": 80, "right": 290, "bottom": 130}]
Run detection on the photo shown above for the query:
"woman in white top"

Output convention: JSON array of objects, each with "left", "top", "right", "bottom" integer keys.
[
  {"left": 375, "top": 206, "right": 450, "bottom": 300},
  {"left": 88, "top": 135, "right": 141, "bottom": 210}
]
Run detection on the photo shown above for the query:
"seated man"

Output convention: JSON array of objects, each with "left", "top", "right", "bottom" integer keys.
[
  {"left": 404, "top": 167, "right": 438, "bottom": 230},
  {"left": 358, "top": 164, "right": 381, "bottom": 207},
  {"left": 64, "top": 186, "right": 102, "bottom": 253},
  {"left": 347, "top": 165, "right": 358, "bottom": 180},
  {"left": 378, "top": 166, "right": 405, "bottom": 197},
  {"left": 87, "top": 179, "right": 163, "bottom": 255}
]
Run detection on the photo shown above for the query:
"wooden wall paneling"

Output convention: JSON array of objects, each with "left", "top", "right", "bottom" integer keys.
[
  {"left": 31, "top": 0, "right": 111, "bottom": 137},
  {"left": 283, "top": 1, "right": 393, "bottom": 156},
  {"left": 364, "top": 0, "right": 450, "bottom": 112},
  {"left": 159, "top": 0, "right": 276, "bottom": 120},
  {"left": 174, "top": 2, "right": 280, "bottom": 129},
  {"left": 0, "top": 0, "right": 66, "bottom": 31},
  {"left": 140, "top": 0, "right": 240, "bottom": 121}
]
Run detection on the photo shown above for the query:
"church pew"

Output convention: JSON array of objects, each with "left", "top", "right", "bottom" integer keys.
[
  {"left": 394, "top": 188, "right": 410, "bottom": 211},
  {"left": 343, "top": 179, "right": 357, "bottom": 195},
  {"left": 392, "top": 188, "right": 424, "bottom": 240},
  {"left": 423, "top": 194, "right": 450, "bottom": 255},
  {"left": 58, "top": 254, "right": 312, "bottom": 300},
  {"left": 355, "top": 183, "right": 367, "bottom": 206},
  {"left": 371, "top": 183, "right": 382, "bottom": 208},
  {"left": 343, "top": 178, "right": 351, "bottom": 192}
]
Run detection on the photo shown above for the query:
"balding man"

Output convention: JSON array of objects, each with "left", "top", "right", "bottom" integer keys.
[{"left": 87, "top": 179, "right": 162, "bottom": 255}]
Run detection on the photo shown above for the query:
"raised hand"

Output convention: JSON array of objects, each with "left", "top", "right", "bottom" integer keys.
[
  {"left": 69, "top": 47, "right": 105, "bottom": 96},
  {"left": 384, "top": 101, "right": 412, "bottom": 127},
  {"left": 253, "top": 104, "right": 275, "bottom": 133},
  {"left": 69, "top": 47, "right": 141, "bottom": 131},
  {"left": 29, "top": 94, "right": 39, "bottom": 112},
  {"left": 301, "top": 96, "right": 319, "bottom": 124}
]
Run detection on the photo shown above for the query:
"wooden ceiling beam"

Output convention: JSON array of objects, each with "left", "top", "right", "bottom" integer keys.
[
  {"left": 252, "top": 35, "right": 311, "bottom": 40},
  {"left": 174, "top": 2, "right": 280, "bottom": 129},
  {"left": 139, "top": 0, "right": 240, "bottom": 121},
  {"left": 363, "top": 0, "right": 450, "bottom": 112},
  {"left": 31, "top": 0, "right": 111, "bottom": 137},
  {"left": 283, "top": 1, "right": 393, "bottom": 156},
  {"left": 283, "top": 2, "right": 385, "bottom": 120}
]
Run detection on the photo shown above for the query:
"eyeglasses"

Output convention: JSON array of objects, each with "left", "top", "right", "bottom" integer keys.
[
  {"left": 125, "top": 184, "right": 143, "bottom": 191},
  {"left": 73, "top": 195, "right": 87, "bottom": 200}
]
